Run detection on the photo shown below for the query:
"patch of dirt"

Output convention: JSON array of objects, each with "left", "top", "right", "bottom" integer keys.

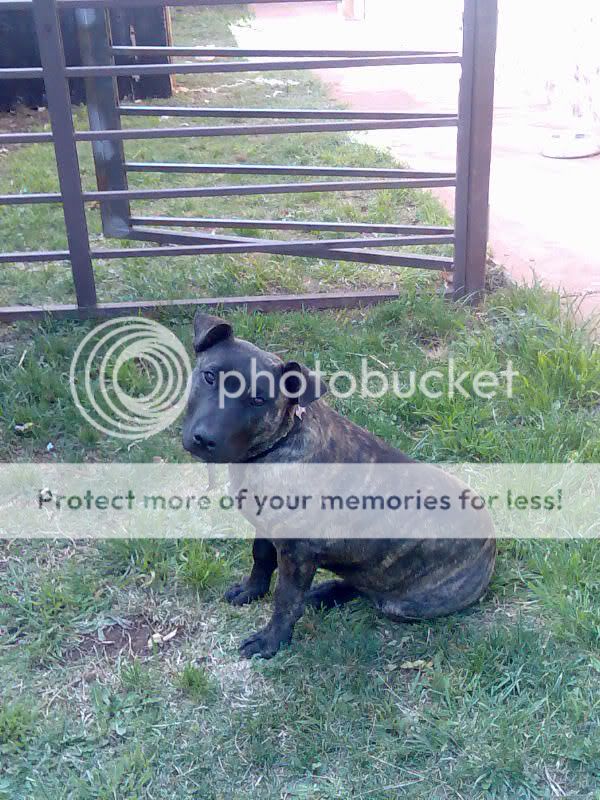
[
  {"left": 0, "top": 106, "right": 49, "bottom": 156},
  {"left": 65, "top": 618, "right": 179, "bottom": 663},
  {"left": 485, "top": 259, "right": 513, "bottom": 292},
  {"left": 422, "top": 343, "right": 449, "bottom": 361},
  {"left": 0, "top": 323, "right": 16, "bottom": 335}
]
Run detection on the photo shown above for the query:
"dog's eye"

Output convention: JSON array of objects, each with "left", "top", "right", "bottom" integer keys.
[
  {"left": 250, "top": 396, "right": 265, "bottom": 407},
  {"left": 203, "top": 371, "right": 216, "bottom": 385}
]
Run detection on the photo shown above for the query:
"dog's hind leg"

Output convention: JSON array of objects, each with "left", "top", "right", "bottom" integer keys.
[
  {"left": 305, "top": 580, "right": 361, "bottom": 611},
  {"left": 374, "top": 543, "right": 496, "bottom": 622},
  {"left": 224, "top": 538, "right": 278, "bottom": 606},
  {"left": 375, "top": 581, "right": 487, "bottom": 623}
]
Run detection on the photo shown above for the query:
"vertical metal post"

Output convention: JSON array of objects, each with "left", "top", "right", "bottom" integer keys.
[
  {"left": 32, "top": 0, "right": 97, "bottom": 308},
  {"left": 453, "top": 0, "right": 497, "bottom": 301},
  {"left": 75, "top": 7, "right": 131, "bottom": 238}
]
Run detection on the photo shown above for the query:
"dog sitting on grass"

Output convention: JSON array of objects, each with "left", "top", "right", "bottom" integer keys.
[{"left": 183, "top": 313, "right": 496, "bottom": 659}]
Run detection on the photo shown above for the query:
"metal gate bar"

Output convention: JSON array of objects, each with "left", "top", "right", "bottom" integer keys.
[
  {"left": 112, "top": 47, "right": 457, "bottom": 57},
  {"left": 0, "top": 115, "right": 459, "bottom": 144},
  {"left": 0, "top": 53, "right": 462, "bottom": 80},
  {"left": 0, "top": 176, "right": 457, "bottom": 203},
  {"left": 1, "top": 0, "right": 333, "bottom": 8},
  {"left": 64, "top": 55, "right": 462, "bottom": 76},
  {"left": 453, "top": 0, "right": 497, "bottom": 298},
  {"left": 0, "top": 290, "right": 410, "bottom": 324},
  {"left": 119, "top": 107, "right": 456, "bottom": 119},
  {"left": 0, "top": 0, "right": 497, "bottom": 321},
  {"left": 75, "top": 5, "right": 130, "bottom": 237},
  {"left": 0, "top": 247, "right": 451, "bottom": 269},
  {"left": 30, "top": 0, "right": 97, "bottom": 307},
  {"left": 124, "top": 164, "right": 455, "bottom": 177},
  {"left": 129, "top": 217, "right": 453, "bottom": 234}
]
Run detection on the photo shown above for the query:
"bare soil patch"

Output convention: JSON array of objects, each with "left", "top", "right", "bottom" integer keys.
[
  {"left": 0, "top": 106, "right": 49, "bottom": 140},
  {"left": 65, "top": 618, "right": 180, "bottom": 662}
]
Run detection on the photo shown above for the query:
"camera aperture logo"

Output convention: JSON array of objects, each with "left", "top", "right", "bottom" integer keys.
[
  {"left": 69, "top": 319, "right": 518, "bottom": 441},
  {"left": 69, "top": 317, "right": 192, "bottom": 441}
]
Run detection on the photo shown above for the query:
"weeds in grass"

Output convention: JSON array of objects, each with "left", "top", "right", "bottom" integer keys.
[
  {"left": 120, "top": 660, "right": 154, "bottom": 694},
  {"left": 177, "top": 664, "right": 216, "bottom": 701},
  {"left": 99, "top": 539, "right": 233, "bottom": 593},
  {"left": 0, "top": 704, "right": 35, "bottom": 754},
  {"left": 178, "top": 541, "right": 231, "bottom": 591}
]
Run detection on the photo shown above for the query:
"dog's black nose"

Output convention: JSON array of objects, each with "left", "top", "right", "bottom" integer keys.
[{"left": 193, "top": 432, "right": 216, "bottom": 451}]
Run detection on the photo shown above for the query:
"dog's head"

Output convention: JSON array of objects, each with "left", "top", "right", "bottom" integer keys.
[{"left": 182, "top": 313, "right": 327, "bottom": 462}]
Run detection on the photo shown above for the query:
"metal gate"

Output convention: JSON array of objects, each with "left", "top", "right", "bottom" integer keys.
[{"left": 0, "top": 0, "right": 497, "bottom": 322}]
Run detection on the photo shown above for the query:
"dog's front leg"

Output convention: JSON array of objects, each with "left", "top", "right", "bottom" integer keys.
[
  {"left": 239, "top": 543, "right": 316, "bottom": 659},
  {"left": 224, "top": 537, "right": 278, "bottom": 606}
]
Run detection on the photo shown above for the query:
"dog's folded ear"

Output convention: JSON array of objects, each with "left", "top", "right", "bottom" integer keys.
[
  {"left": 193, "top": 313, "right": 233, "bottom": 353},
  {"left": 282, "top": 361, "right": 327, "bottom": 406}
]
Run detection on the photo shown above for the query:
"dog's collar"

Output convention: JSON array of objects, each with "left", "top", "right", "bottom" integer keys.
[{"left": 245, "top": 410, "right": 302, "bottom": 463}]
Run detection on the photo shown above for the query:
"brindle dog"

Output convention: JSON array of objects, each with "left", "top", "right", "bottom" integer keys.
[{"left": 183, "top": 313, "right": 496, "bottom": 659}]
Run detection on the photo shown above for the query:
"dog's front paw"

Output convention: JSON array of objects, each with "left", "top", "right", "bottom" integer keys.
[
  {"left": 239, "top": 627, "right": 288, "bottom": 659},
  {"left": 224, "top": 580, "right": 268, "bottom": 606}
]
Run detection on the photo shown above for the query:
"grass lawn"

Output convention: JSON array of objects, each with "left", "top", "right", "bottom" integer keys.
[{"left": 1, "top": 6, "right": 600, "bottom": 800}]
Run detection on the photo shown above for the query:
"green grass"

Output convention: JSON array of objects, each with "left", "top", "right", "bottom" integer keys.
[
  {"left": 0, "top": 704, "right": 36, "bottom": 754},
  {"left": 177, "top": 663, "right": 217, "bottom": 701},
  {"left": 1, "top": 5, "right": 600, "bottom": 800},
  {"left": 1, "top": 286, "right": 598, "bottom": 464}
]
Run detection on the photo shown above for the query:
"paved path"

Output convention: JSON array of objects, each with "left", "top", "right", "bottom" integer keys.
[{"left": 239, "top": 1, "right": 600, "bottom": 315}]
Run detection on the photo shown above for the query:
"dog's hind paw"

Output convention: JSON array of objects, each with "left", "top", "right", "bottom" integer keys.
[{"left": 239, "top": 628, "right": 288, "bottom": 659}]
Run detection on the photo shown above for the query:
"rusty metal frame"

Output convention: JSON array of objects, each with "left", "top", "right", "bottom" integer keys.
[{"left": 0, "top": 0, "right": 497, "bottom": 322}]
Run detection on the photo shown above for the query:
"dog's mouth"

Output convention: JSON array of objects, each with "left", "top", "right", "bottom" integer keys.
[
  {"left": 182, "top": 437, "right": 242, "bottom": 465},
  {"left": 182, "top": 423, "right": 268, "bottom": 464},
  {"left": 183, "top": 439, "right": 217, "bottom": 463}
]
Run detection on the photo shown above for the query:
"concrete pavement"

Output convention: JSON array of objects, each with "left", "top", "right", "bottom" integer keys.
[{"left": 237, "top": 1, "right": 600, "bottom": 314}]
